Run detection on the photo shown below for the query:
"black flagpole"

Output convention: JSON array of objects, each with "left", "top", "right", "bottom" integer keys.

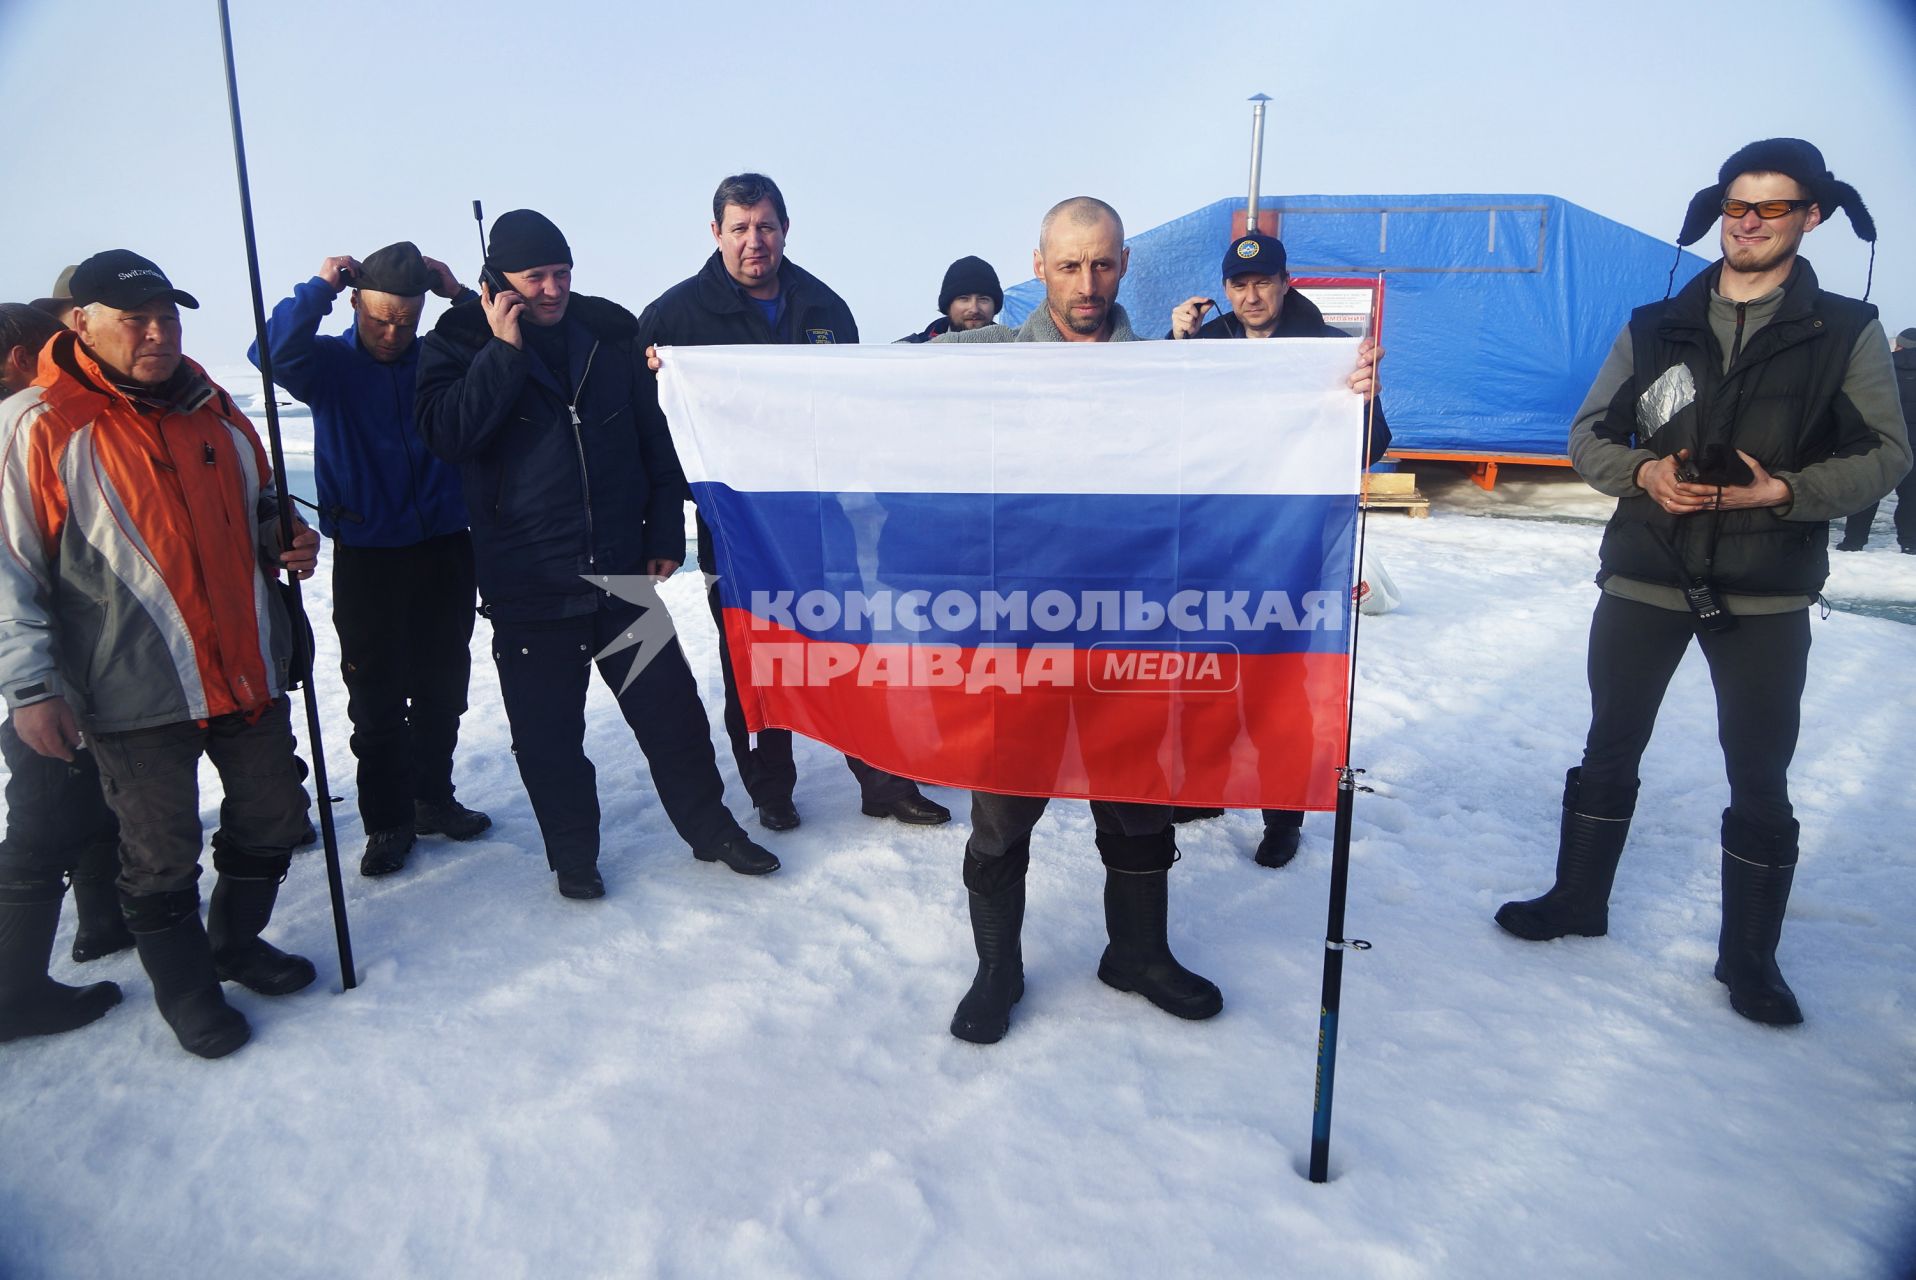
[
  {"left": 214, "top": 0, "right": 357, "bottom": 990},
  {"left": 1306, "top": 311, "right": 1383, "bottom": 1183}
]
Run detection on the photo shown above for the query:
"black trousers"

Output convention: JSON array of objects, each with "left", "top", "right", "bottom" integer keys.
[
  {"left": 331, "top": 531, "right": 477, "bottom": 832},
  {"left": 0, "top": 719, "right": 120, "bottom": 889},
  {"left": 704, "top": 581, "right": 912, "bottom": 808},
  {"left": 492, "top": 596, "right": 743, "bottom": 873},
  {"left": 1580, "top": 592, "right": 1809, "bottom": 838}
]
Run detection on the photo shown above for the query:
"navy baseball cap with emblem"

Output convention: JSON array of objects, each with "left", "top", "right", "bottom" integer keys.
[
  {"left": 67, "top": 250, "right": 200, "bottom": 310},
  {"left": 1221, "top": 233, "right": 1287, "bottom": 281}
]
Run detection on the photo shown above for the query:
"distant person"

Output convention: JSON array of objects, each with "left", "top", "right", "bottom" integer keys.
[
  {"left": 1834, "top": 325, "right": 1916, "bottom": 552},
  {"left": 637, "top": 173, "right": 950, "bottom": 835},
  {"left": 416, "top": 209, "right": 777, "bottom": 899},
  {"left": 1168, "top": 234, "right": 1393, "bottom": 869},
  {"left": 896, "top": 256, "right": 1003, "bottom": 343},
  {"left": 0, "top": 251, "right": 323, "bottom": 1059},
  {"left": 28, "top": 265, "right": 79, "bottom": 324},
  {"left": 251, "top": 242, "right": 491, "bottom": 879},
  {"left": 0, "top": 302, "right": 131, "bottom": 1048},
  {"left": 1496, "top": 139, "right": 1911, "bottom": 1025}
]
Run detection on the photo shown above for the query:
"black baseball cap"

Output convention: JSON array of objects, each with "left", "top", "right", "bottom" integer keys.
[
  {"left": 67, "top": 250, "right": 200, "bottom": 310},
  {"left": 1222, "top": 233, "right": 1287, "bottom": 281},
  {"left": 354, "top": 241, "right": 437, "bottom": 296}
]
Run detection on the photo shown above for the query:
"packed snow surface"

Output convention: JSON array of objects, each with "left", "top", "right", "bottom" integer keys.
[{"left": 4, "top": 410, "right": 1913, "bottom": 1277}]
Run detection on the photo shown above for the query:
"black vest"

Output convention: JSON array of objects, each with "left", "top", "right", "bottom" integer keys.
[{"left": 1595, "top": 261, "right": 1877, "bottom": 596}]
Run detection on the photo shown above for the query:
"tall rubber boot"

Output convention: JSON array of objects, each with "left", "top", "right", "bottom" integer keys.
[
  {"left": 0, "top": 881, "right": 121, "bottom": 1044},
  {"left": 125, "top": 888, "right": 250, "bottom": 1059},
  {"left": 70, "top": 860, "right": 134, "bottom": 963},
  {"left": 1093, "top": 830, "right": 1222, "bottom": 1020},
  {"left": 1495, "top": 768, "right": 1637, "bottom": 941},
  {"left": 207, "top": 873, "right": 316, "bottom": 996},
  {"left": 1715, "top": 812, "right": 1803, "bottom": 1026},
  {"left": 950, "top": 838, "right": 1028, "bottom": 1045}
]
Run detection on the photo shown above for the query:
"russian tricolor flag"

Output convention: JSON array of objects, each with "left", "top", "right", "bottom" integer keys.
[{"left": 656, "top": 339, "right": 1363, "bottom": 810}]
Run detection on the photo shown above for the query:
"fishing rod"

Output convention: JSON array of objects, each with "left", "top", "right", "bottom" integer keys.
[{"left": 215, "top": 0, "right": 357, "bottom": 990}]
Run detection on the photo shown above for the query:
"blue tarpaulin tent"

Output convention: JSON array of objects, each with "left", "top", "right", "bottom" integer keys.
[{"left": 1002, "top": 194, "right": 1711, "bottom": 457}]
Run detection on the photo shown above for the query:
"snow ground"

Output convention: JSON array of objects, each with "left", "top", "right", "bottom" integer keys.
[{"left": 4, "top": 433, "right": 1914, "bottom": 1278}]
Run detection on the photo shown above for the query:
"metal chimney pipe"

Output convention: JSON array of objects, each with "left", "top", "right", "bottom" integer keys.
[{"left": 1246, "top": 93, "right": 1271, "bottom": 231}]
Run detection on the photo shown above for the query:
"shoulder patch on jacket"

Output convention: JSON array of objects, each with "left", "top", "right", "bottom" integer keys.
[{"left": 804, "top": 328, "right": 837, "bottom": 344}]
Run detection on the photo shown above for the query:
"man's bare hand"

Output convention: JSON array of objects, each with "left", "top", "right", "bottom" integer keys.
[
  {"left": 279, "top": 522, "right": 320, "bottom": 579},
  {"left": 1672, "top": 449, "right": 1791, "bottom": 512},
  {"left": 1348, "top": 337, "right": 1384, "bottom": 399},
  {"left": 422, "top": 255, "right": 464, "bottom": 300},
  {"left": 319, "top": 255, "right": 362, "bottom": 291},
  {"left": 645, "top": 344, "right": 662, "bottom": 373},
  {"left": 1169, "top": 296, "right": 1215, "bottom": 340},
  {"left": 13, "top": 697, "right": 80, "bottom": 762},
  {"left": 483, "top": 281, "right": 525, "bottom": 349},
  {"left": 1637, "top": 451, "right": 1710, "bottom": 514}
]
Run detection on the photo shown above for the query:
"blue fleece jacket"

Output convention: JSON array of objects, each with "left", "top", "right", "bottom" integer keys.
[{"left": 248, "top": 277, "right": 468, "bottom": 547}]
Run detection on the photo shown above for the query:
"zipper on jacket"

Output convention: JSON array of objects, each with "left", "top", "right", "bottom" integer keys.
[
  {"left": 569, "top": 340, "right": 601, "bottom": 568},
  {"left": 1729, "top": 302, "right": 1748, "bottom": 367}
]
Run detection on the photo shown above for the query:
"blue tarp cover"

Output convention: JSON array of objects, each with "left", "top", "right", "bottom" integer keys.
[{"left": 1001, "top": 194, "right": 1710, "bottom": 456}]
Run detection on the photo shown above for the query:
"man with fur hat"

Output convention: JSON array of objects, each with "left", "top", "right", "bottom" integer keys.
[
  {"left": 1496, "top": 140, "right": 1911, "bottom": 1026},
  {"left": 896, "top": 255, "right": 1003, "bottom": 343},
  {"left": 251, "top": 243, "right": 490, "bottom": 879},
  {"left": 417, "top": 209, "right": 777, "bottom": 900},
  {"left": 0, "top": 250, "right": 322, "bottom": 1058}
]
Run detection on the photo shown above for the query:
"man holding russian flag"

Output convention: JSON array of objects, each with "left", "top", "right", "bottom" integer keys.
[{"left": 656, "top": 196, "right": 1379, "bottom": 1046}]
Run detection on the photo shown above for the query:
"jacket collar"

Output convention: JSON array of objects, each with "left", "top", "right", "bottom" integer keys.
[
  {"left": 694, "top": 250, "right": 825, "bottom": 316},
  {"left": 1014, "top": 301, "right": 1143, "bottom": 343},
  {"left": 431, "top": 291, "right": 640, "bottom": 350},
  {"left": 37, "top": 331, "right": 224, "bottom": 427},
  {"left": 1663, "top": 258, "right": 1820, "bottom": 335}
]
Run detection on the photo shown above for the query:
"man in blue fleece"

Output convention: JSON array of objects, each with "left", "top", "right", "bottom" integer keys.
[{"left": 250, "top": 242, "right": 490, "bottom": 878}]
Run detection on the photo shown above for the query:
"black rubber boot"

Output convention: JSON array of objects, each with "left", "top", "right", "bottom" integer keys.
[
  {"left": 1093, "top": 830, "right": 1222, "bottom": 1020},
  {"left": 950, "top": 839, "right": 1028, "bottom": 1045},
  {"left": 69, "top": 865, "right": 135, "bottom": 963},
  {"left": 0, "top": 882, "right": 121, "bottom": 1044},
  {"left": 207, "top": 872, "right": 316, "bottom": 996},
  {"left": 1495, "top": 768, "right": 1636, "bottom": 941},
  {"left": 126, "top": 889, "right": 250, "bottom": 1059},
  {"left": 1714, "top": 813, "right": 1803, "bottom": 1027}
]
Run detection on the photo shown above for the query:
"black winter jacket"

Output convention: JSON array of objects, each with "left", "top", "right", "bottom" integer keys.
[
  {"left": 1185, "top": 289, "right": 1393, "bottom": 462},
  {"left": 897, "top": 317, "right": 951, "bottom": 344},
  {"left": 415, "top": 294, "right": 687, "bottom": 622},
  {"left": 1592, "top": 261, "right": 1878, "bottom": 596},
  {"left": 635, "top": 252, "right": 858, "bottom": 567}
]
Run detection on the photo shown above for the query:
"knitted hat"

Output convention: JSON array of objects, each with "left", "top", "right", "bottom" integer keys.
[
  {"left": 353, "top": 241, "right": 436, "bottom": 296},
  {"left": 939, "top": 256, "right": 1002, "bottom": 314},
  {"left": 486, "top": 210, "right": 572, "bottom": 273},
  {"left": 1898, "top": 327, "right": 1916, "bottom": 347},
  {"left": 1677, "top": 138, "right": 1875, "bottom": 247}
]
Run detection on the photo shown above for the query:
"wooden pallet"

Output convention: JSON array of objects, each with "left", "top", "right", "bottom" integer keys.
[
  {"left": 1383, "top": 448, "right": 1573, "bottom": 491},
  {"left": 1362, "top": 470, "right": 1430, "bottom": 518}
]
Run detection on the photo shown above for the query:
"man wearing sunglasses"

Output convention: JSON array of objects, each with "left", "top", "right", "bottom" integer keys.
[{"left": 1496, "top": 140, "right": 1911, "bottom": 1026}]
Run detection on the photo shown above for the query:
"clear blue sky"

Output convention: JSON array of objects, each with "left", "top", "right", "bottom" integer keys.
[{"left": 4, "top": 0, "right": 1913, "bottom": 361}]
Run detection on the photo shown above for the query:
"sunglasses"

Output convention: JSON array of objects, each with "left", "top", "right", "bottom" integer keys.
[{"left": 1721, "top": 198, "right": 1813, "bottom": 220}]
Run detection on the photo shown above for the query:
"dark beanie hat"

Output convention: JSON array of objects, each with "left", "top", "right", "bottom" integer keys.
[
  {"left": 1677, "top": 138, "right": 1875, "bottom": 247},
  {"left": 938, "top": 256, "right": 1002, "bottom": 314},
  {"left": 487, "top": 209, "right": 572, "bottom": 273},
  {"left": 353, "top": 241, "right": 436, "bottom": 296}
]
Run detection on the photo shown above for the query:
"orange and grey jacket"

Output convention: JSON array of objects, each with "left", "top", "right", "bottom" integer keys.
[{"left": 0, "top": 332, "right": 294, "bottom": 732}]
